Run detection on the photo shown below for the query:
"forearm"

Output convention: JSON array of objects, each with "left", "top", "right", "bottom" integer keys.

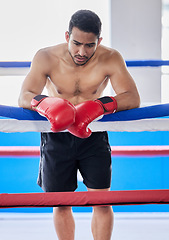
[
  {"left": 114, "top": 91, "right": 140, "bottom": 112},
  {"left": 18, "top": 91, "right": 38, "bottom": 110}
]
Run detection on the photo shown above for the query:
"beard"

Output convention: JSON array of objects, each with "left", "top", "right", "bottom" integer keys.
[{"left": 68, "top": 51, "right": 95, "bottom": 66}]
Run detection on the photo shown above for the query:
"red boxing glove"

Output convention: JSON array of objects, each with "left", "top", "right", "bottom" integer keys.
[
  {"left": 31, "top": 95, "right": 76, "bottom": 132},
  {"left": 68, "top": 96, "right": 117, "bottom": 138}
]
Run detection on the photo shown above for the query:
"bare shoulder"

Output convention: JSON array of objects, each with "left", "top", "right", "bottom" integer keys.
[
  {"left": 97, "top": 46, "right": 127, "bottom": 76},
  {"left": 33, "top": 44, "right": 66, "bottom": 63},
  {"left": 98, "top": 45, "right": 125, "bottom": 64}
]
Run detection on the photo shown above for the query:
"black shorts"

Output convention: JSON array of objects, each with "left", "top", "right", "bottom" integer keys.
[{"left": 38, "top": 131, "right": 112, "bottom": 192}]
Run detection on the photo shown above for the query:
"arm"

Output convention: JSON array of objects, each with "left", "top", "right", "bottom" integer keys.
[
  {"left": 18, "top": 50, "right": 48, "bottom": 110},
  {"left": 18, "top": 49, "right": 76, "bottom": 132},
  {"left": 108, "top": 50, "right": 140, "bottom": 111}
]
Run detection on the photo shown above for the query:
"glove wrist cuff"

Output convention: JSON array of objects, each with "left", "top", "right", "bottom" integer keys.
[
  {"left": 95, "top": 96, "right": 117, "bottom": 114},
  {"left": 31, "top": 95, "right": 48, "bottom": 108}
]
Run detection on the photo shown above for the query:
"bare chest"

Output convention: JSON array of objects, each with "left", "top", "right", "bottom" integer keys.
[{"left": 48, "top": 64, "right": 108, "bottom": 97}]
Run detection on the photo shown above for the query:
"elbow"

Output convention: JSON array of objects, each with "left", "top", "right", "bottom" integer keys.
[
  {"left": 18, "top": 94, "right": 26, "bottom": 108},
  {"left": 127, "top": 92, "right": 141, "bottom": 110},
  {"left": 134, "top": 95, "right": 140, "bottom": 109},
  {"left": 18, "top": 100, "right": 26, "bottom": 109},
  {"left": 135, "top": 93, "right": 141, "bottom": 108},
  {"left": 18, "top": 97, "right": 22, "bottom": 108},
  {"left": 18, "top": 95, "right": 23, "bottom": 108},
  {"left": 18, "top": 94, "right": 32, "bottom": 110}
]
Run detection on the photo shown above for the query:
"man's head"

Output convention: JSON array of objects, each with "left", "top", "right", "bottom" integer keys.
[
  {"left": 65, "top": 10, "right": 102, "bottom": 66},
  {"left": 68, "top": 10, "right": 102, "bottom": 39}
]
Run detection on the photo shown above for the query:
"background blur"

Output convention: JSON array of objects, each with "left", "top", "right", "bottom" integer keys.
[
  {"left": 0, "top": 0, "right": 169, "bottom": 106},
  {"left": 0, "top": 0, "right": 169, "bottom": 213}
]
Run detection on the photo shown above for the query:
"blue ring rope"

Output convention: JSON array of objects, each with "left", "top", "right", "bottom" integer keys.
[
  {"left": 0, "top": 62, "right": 31, "bottom": 68},
  {"left": 0, "top": 104, "right": 169, "bottom": 122},
  {"left": 0, "top": 60, "right": 169, "bottom": 68}
]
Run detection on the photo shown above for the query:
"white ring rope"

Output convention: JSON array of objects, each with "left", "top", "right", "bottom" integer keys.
[{"left": 0, "top": 118, "right": 169, "bottom": 133}]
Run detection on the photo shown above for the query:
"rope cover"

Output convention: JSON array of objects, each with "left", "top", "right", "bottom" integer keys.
[{"left": 0, "top": 190, "right": 169, "bottom": 208}]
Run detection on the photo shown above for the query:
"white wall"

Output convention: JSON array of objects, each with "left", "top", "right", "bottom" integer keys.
[
  {"left": 0, "top": 0, "right": 110, "bottom": 106},
  {"left": 0, "top": 0, "right": 165, "bottom": 106},
  {"left": 110, "top": 0, "right": 162, "bottom": 106},
  {"left": 0, "top": 0, "right": 111, "bottom": 61},
  {"left": 162, "top": 0, "right": 169, "bottom": 103}
]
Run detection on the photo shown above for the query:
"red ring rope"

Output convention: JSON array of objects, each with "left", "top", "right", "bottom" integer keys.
[
  {"left": 111, "top": 146, "right": 169, "bottom": 156},
  {"left": 0, "top": 190, "right": 169, "bottom": 208},
  {"left": 0, "top": 146, "right": 40, "bottom": 156},
  {"left": 0, "top": 146, "right": 169, "bottom": 157},
  {"left": 0, "top": 147, "right": 169, "bottom": 208}
]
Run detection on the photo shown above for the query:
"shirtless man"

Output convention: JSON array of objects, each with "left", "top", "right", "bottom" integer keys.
[{"left": 18, "top": 10, "right": 140, "bottom": 240}]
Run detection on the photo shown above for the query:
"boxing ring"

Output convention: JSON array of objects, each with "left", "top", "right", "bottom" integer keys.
[
  {"left": 0, "top": 61, "right": 169, "bottom": 240},
  {"left": 0, "top": 100, "right": 169, "bottom": 207}
]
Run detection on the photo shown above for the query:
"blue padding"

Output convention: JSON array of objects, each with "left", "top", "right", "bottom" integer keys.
[
  {"left": 0, "top": 105, "right": 46, "bottom": 120},
  {"left": 101, "top": 104, "right": 169, "bottom": 122},
  {"left": 0, "top": 104, "right": 169, "bottom": 122}
]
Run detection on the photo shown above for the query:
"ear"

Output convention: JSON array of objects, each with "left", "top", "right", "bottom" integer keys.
[
  {"left": 97, "top": 37, "right": 103, "bottom": 46},
  {"left": 65, "top": 31, "right": 70, "bottom": 43}
]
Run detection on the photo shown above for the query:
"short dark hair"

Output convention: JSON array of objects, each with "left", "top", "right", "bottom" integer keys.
[{"left": 68, "top": 10, "right": 102, "bottom": 38}]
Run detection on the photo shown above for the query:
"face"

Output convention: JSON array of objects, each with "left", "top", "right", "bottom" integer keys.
[{"left": 65, "top": 27, "right": 102, "bottom": 66}]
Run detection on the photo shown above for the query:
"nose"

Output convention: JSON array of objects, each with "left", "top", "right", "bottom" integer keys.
[{"left": 78, "top": 46, "right": 86, "bottom": 57}]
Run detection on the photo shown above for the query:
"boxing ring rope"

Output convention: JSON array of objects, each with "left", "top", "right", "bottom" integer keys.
[
  {"left": 0, "top": 60, "right": 169, "bottom": 208},
  {"left": 0, "top": 104, "right": 169, "bottom": 208},
  {"left": 0, "top": 146, "right": 169, "bottom": 157},
  {"left": 1, "top": 60, "right": 169, "bottom": 67},
  {"left": 1, "top": 190, "right": 169, "bottom": 208},
  {"left": 0, "top": 60, "right": 169, "bottom": 75},
  {"left": 0, "top": 103, "right": 169, "bottom": 133}
]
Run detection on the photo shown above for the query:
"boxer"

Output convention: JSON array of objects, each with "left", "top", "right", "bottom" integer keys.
[{"left": 18, "top": 9, "right": 140, "bottom": 240}]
